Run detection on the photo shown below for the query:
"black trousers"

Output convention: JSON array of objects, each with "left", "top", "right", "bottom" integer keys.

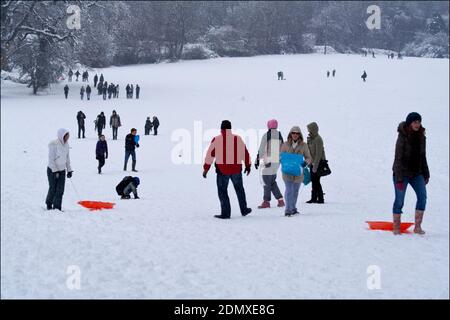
[
  {"left": 97, "top": 155, "right": 105, "bottom": 170},
  {"left": 46, "top": 167, "right": 66, "bottom": 210},
  {"left": 311, "top": 171, "right": 323, "bottom": 201},
  {"left": 78, "top": 125, "right": 85, "bottom": 138},
  {"left": 153, "top": 126, "right": 158, "bottom": 135}
]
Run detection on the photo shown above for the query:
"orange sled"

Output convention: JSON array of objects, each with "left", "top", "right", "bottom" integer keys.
[
  {"left": 78, "top": 201, "right": 115, "bottom": 211},
  {"left": 366, "top": 221, "right": 414, "bottom": 233}
]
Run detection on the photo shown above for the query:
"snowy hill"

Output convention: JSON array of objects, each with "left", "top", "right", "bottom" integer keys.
[{"left": 1, "top": 53, "right": 448, "bottom": 298}]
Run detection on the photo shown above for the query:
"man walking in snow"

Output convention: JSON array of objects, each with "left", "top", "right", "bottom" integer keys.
[
  {"left": 361, "top": 70, "right": 367, "bottom": 82},
  {"left": 75, "top": 70, "right": 80, "bottom": 81},
  {"left": 46, "top": 128, "right": 73, "bottom": 211},
  {"left": 94, "top": 74, "right": 98, "bottom": 88},
  {"left": 86, "top": 84, "right": 92, "bottom": 100},
  {"left": 76, "top": 111, "right": 86, "bottom": 139},
  {"left": 64, "top": 85, "right": 69, "bottom": 99},
  {"left": 203, "top": 120, "right": 252, "bottom": 219},
  {"left": 95, "top": 112, "right": 106, "bottom": 137},
  {"left": 124, "top": 128, "right": 139, "bottom": 172},
  {"left": 110, "top": 110, "right": 121, "bottom": 140}
]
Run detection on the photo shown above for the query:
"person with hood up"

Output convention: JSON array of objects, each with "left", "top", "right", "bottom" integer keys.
[
  {"left": 203, "top": 120, "right": 252, "bottom": 219},
  {"left": 255, "top": 119, "right": 285, "bottom": 209},
  {"left": 306, "top": 122, "right": 326, "bottom": 204},
  {"left": 95, "top": 112, "right": 106, "bottom": 136},
  {"left": 280, "top": 126, "right": 312, "bottom": 216},
  {"left": 46, "top": 128, "right": 73, "bottom": 211},
  {"left": 392, "top": 112, "right": 429, "bottom": 235},
  {"left": 116, "top": 176, "right": 140, "bottom": 199}
]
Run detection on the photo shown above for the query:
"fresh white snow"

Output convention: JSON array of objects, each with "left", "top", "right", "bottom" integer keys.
[{"left": 1, "top": 53, "right": 449, "bottom": 299}]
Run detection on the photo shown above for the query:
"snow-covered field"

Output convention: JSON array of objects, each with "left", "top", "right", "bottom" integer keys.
[{"left": 1, "top": 53, "right": 448, "bottom": 299}]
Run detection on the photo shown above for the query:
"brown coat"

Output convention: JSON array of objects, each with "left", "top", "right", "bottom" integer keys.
[
  {"left": 280, "top": 126, "right": 312, "bottom": 183},
  {"left": 392, "top": 121, "right": 430, "bottom": 182}
]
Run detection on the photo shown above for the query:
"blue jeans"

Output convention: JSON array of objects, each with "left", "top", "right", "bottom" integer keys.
[
  {"left": 124, "top": 150, "right": 136, "bottom": 167},
  {"left": 284, "top": 180, "right": 301, "bottom": 214},
  {"left": 216, "top": 173, "right": 248, "bottom": 217},
  {"left": 393, "top": 175, "right": 427, "bottom": 214}
]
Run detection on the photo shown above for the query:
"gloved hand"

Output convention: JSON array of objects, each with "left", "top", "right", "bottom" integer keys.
[
  {"left": 202, "top": 170, "right": 208, "bottom": 178},
  {"left": 244, "top": 166, "right": 251, "bottom": 176},
  {"left": 136, "top": 143, "right": 140, "bottom": 148},
  {"left": 67, "top": 171, "right": 73, "bottom": 178},
  {"left": 425, "top": 177, "right": 429, "bottom": 185},
  {"left": 395, "top": 181, "right": 404, "bottom": 191}
]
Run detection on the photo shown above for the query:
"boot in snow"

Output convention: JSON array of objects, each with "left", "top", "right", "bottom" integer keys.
[
  {"left": 258, "top": 201, "right": 270, "bottom": 209},
  {"left": 242, "top": 208, "right": 252, "bottom": 216},
  {"left": 277, "top": 198, "right": 285, "bottom": 207},
  {"left": 132, "top": 160, "right": 138, "bottom": 172},
  {"left": 393, "top": 213, "right": 402, "bottom": 235},
  {"left": 414, "top": 210, "right": 426, "bottom": 235},
  {"left": 306, "top": 191, "right": 317, "bottom": 203}
]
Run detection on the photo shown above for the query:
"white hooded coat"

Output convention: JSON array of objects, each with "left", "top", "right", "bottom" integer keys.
[{"left": 48, "top": 128, "right": 72, "bottom": 173}]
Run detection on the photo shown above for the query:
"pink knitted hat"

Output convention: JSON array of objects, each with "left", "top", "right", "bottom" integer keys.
[{"left": 267, "top": 119, "right": 278, "bottom": 129}]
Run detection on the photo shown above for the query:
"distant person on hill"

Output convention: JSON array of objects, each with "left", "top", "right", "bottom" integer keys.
[
  {"left": 86, "top": 84, "right": 91, "bottom": 100},
  {"left": 145, "top": 117, "right": 153, "bottom": 135},
  {"left": 76, "top": 111, "right": 86, "bottom": 139},
  {"left": 64, "top": 85, "right": 69, "bottom": 99},
  {"left": 277, "top": 71, "right": 284, "bottom": 80},
  {"left": 135, "top": 84, "right": 140, "bottom": 99},
  {"left": 361, "top": 70, "right": 367, "bottom": 82},
  {"left": 95, "top": 112, "right": 106, "bottom": 136},
  {"left": 80, "top": 86, "right": 85, "bottom": 100},
  {"left": 152, "top": 116, "right": 160, "bottom": 136}
]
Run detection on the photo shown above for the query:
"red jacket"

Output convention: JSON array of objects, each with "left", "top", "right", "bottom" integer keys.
[{"left": 203, "top": 129, "right": 251, "bottom": 175}]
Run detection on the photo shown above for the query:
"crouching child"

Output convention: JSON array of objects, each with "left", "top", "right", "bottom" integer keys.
[{"left": 116, "top": 176, "right": 140, "bottom": 199}]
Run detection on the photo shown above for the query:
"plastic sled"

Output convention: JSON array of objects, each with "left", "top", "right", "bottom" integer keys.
[
  {"left": 366, "top": 221, "right": 414, "bottom": 233},
  {"left": 78, "top": 201, "right": 115, "bottom": 211}
]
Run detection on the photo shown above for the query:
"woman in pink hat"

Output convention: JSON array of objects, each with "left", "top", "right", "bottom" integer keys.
[{"left": 255, "top": 119, "right": 285, "bottom": 209}]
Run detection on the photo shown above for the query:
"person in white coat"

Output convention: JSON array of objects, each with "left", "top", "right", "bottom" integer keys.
[{"left": 46, "top": 128, "right": 73, "bottom": 211}]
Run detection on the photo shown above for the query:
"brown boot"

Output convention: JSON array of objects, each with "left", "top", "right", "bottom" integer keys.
[
  {"left": 277, "top": 199, "right": 285, "bottom": 207},
  {"left": 414, "top": 210, "right": 426, "bottom": 235},
  {"left": 393, "top": 213, "right": 402, "bottom": 235},
  {"left": 258, "top": 201, "right": 270, "bottom": 209}
]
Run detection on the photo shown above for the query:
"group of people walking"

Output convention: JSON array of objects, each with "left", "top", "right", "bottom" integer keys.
[
  {"left": 63, "top": 70, "right": 141, "bottom": 101},
  {"left": 68, "top": 69, "right": 89, "bottom": 82},
  {"left": 202, "top": 119, "right": 328, "bottom": 219},
  {"left": 126, "top": 84, "right": 140, "bottom": 99}
]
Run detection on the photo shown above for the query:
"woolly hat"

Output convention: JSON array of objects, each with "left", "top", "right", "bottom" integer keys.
[
  {"left": 220, "top": 120, "right": 232, "bottom": 130},
  {"left": 267, "top": 119, "right": 278, "bottom": 129},
  {"left": 406, "top": 112, "right": 422, "bottom": 126}
]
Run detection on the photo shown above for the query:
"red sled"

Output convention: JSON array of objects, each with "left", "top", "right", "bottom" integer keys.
[
  {"left": 366, "top": 221, "right": 414, "bottom": 233},
  {"left": 78, "top": 201, "right": 115, "bottom": 211}
]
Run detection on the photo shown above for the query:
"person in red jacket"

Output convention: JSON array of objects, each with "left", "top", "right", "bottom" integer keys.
[{"left": 203, "top": 120, "right": 252, "bottom": 219}]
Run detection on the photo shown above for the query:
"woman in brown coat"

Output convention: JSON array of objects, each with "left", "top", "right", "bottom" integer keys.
[{"left": 280, "top": 126, "right": 312, "bottom": 216}]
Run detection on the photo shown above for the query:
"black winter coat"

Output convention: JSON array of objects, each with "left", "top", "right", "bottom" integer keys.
[
  {"left": 125, "top": 133, "right": 138, "bottom": 151},
  {"left": 96, "top": 140, "right": 108, "bottom": 158}
]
